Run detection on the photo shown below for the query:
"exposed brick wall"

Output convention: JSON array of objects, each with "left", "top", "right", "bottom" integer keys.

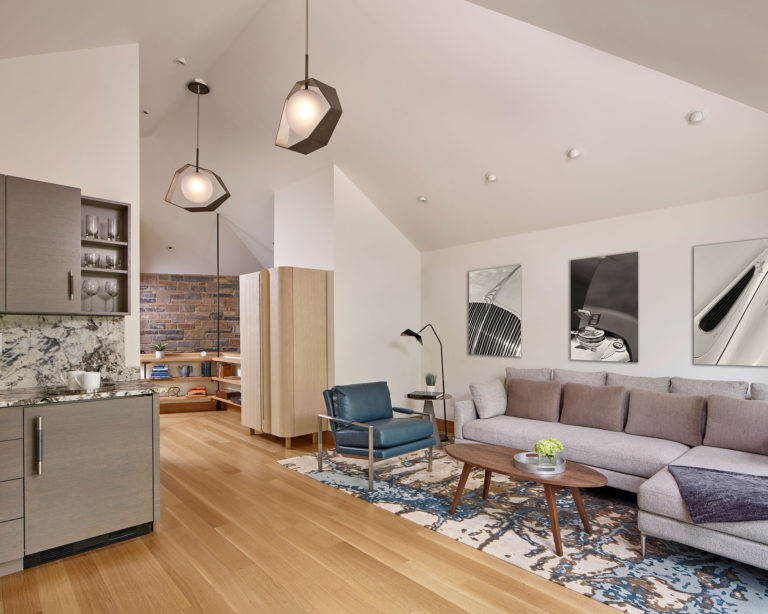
[{"left": 140, "top": 274, "right": 240, "bottom": 354}]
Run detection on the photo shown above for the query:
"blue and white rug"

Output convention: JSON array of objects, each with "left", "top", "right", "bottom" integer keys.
[{"left": 279, "top": 450, "right": 768, "bottom": 614}]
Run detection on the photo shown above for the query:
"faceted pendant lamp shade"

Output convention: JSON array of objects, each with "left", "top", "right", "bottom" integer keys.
[
  {"left": 165, "top": 164, "right": 230, "bottom": 213},
  {"left": 275, "top": 78, "right": 342, "bottom": 155}
]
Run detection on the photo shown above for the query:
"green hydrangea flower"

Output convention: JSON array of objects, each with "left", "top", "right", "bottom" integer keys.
[{"left": 534, "top": 438, "right": 563, "bottom": 459}]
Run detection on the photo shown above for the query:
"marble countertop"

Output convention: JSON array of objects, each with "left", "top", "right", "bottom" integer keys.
[{"left": 0, "top": 381, "right": 159, "bottom": 408}]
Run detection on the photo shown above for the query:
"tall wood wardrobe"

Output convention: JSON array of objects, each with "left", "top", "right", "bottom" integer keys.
[{"left": 239, "top": 267, "right": 333, "bottom": 447}]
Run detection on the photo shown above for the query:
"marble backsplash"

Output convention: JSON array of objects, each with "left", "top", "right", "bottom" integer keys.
[{"left": 0, "top": 314, "right": 139, "bottom": 389}]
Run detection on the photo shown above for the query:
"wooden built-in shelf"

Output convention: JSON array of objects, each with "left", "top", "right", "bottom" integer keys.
[
  {"left": 212, "top": 377, "right": 241, "bottom": 385},
  {"left": 140, "top": 353, "right": 213, "bottom": 364},
  {"left": 159, "top": 395, "right": 216, "bottom": 404},
  {"left": 212, "top": 355, "right": 240, "bottom": 364},
  {"left": 216, "top": 397, "right": 241, "bottom": 409}
]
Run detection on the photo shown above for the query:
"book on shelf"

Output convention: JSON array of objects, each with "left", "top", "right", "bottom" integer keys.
[
  {"left": 187, "top": 386, "right": 208, "bottom": 397},
  {"left": 407, "top": 391, "right": 444, "bottom": 400},
  {"left": 150, "top": 364, "right": 170, "bottom": 379}
]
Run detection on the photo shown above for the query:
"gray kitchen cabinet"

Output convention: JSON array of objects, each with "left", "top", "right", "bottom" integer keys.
[
  {"left": 0, "top": 175, "right": 5, "bottom": 312},
  {"left": 23, "top": 396, "right": 155, "bottom": 554},
  {"left": 4, "top": 175, "right": 81, "bottom": 314}
]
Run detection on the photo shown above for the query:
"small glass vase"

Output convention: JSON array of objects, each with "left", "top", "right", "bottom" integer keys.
[{"left": 538, "top": 452, "right": 561, "bottom": 467}]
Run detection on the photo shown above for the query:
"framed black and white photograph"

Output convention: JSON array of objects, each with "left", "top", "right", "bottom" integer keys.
[
  {"left": 693, "top": 237, "right": 768, "bottom": 366},
  {"left": 570, "top": 252, "right": 638, "bottom": 363},
  {"left": 468, "top": 265, "right": 522, "bottom": 357}
]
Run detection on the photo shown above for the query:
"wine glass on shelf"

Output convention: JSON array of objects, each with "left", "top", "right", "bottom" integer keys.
[
  {"left": 82, "top": 279, "right": 99, "bottom": 312},
  {"left": 85, "top": 215, "right": 99, "bottom": 239},
  {"left": 107, "top": 218, "right": 118, "bottom": 241},
  {"left": 104, "top": 281, "right": 119, "bottom": 312}
]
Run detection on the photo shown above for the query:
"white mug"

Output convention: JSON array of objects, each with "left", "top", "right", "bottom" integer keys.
[
  {"left": 68, "top": 371, "right": 101, "bottom": 390},
  {"left": 67, "top": 371, "right": 86, "bottom": 390}
]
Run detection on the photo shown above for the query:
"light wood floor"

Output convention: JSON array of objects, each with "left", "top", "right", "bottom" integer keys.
[{"left": 0, "top": 410, "right": 614, "bottom": 614}]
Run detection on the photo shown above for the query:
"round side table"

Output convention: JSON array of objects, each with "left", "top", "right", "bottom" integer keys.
[{"left": 405, "top": 393, "right": 452, "bottom": 450}]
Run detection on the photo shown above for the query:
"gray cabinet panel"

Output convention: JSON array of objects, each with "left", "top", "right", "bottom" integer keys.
[
  {"left": 0, "top": 175, "right": 5, "bottom": 312},
  {"left": 0, "top": 440, "right": 22, "bottom": 482},
  {"left": 0, "top": 408, "right": 21, "bottom": 442},
  {"left": 0, "top": 480, "right": 22, "bottom": 522},
  {"left": 24, "top": 397, "right": 154, "bottom": 554},
  {"left": 0, "top": 519, "right": 22, "bottom": 563},
  {"left": 5, "top": 176, "right": 81, "bottom": 314}
]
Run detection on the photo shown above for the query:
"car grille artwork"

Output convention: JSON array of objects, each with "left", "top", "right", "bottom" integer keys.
[{"left": 468, "top": 265, "right": 522, "bottom": 357}]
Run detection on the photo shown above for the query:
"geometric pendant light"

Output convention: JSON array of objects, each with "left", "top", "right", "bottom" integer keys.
[
  {"left": 165, "top": 79, "right": 231, "bottom": 212},
  {"left": 275, "top": 0, "right": 342, "bottom": 155}
]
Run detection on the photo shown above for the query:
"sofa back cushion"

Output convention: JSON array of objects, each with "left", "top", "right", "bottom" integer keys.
[
  {"left": 606, "top": 372, "right": 670, "bottom": 393},
  {"left": 560, "top": 383, "right": 628, "bottom": 432},
  {"left": 751, "top": 383, "right": 768, "bottom": 401},
  {"left": 553, "top": 368, "right": 606, "bottom": 386},
  {"left": 625, "top": 388, "right": 705, "bottom": 447},
  {"left": 670, "top": 376, "right": 748, "bottom": 399},
  {"left": 331, "top": 381, "right": 393, "bottom": 423},
  {"left": 470, "top": 379, "right": 507, "bottom": 419},
  {"left": 506, "top": 378, "right": 561, "bottom": 422},
  {"left": 704, "top": 395, "right": 768, "bottom": 455},
  {"left": 505, "top": 367, "right": 552, "bottom": 386}
]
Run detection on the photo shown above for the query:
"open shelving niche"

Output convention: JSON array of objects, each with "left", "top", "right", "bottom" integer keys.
[{"left": 140, "top": 352, "right": 241, "bottom": 412}]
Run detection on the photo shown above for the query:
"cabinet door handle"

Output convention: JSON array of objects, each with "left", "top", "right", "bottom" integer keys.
[
  {"left": 34, "top": 416, "right": 43, "bottom": 475},
  {"left": 68, "top": 271, "right": 74, "bottom": 301}
]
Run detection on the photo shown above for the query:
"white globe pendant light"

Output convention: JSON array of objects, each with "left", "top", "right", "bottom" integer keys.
[
  {"left": 275, "top": 0, "right": 342, "bottom": 154},
  {"left": 180, "top": 171, "right": 214, "bottom": 203},
  {"left": 165, "top": 79, "right": 230, "bottom": 212}
]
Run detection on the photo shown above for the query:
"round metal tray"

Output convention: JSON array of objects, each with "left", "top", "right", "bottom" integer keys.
[{"left": 513, "top": 451, "right": 566, "bottom": 475}]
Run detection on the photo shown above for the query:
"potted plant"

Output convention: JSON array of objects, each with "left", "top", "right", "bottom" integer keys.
[
  {"left": 152, "top": 342, "right": 167, "bottom": 359},
  {"left": 534, "top": 438, "right": 564, "bottom": 467},
  {"left": 425, "top": 373, "right": 437, "bottom": 394}
]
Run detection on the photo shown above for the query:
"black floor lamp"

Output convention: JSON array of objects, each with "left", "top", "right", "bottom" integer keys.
[{"left": 401, "top": 325, "right": 449, "bottom": 442}]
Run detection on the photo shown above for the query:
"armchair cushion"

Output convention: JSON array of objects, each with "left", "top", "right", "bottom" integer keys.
[
  {"left": 331, "top": 382, "right": 394, "bottom": 423},
  {"left": 334, "top": 417, "right": 434, "bottom": 449}
]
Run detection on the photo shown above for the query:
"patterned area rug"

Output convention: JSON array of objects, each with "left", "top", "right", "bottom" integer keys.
[{"left": 279, "top": 450, "right": 768, "bottom": 614}]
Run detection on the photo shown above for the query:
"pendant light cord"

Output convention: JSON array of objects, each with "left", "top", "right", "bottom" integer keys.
[
  {"left": 304, "top": 0, "right": 309, "bottom": 87},
  {"left": 195, "top": 93, "right": 201, "bottom": 171}
]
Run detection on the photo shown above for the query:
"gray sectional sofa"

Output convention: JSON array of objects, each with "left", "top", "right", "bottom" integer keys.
[{"left": 453, "top": 367, "right": 768, "bottom": 569}]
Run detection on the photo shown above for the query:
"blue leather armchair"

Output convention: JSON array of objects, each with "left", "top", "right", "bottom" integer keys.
[{"left": 318, "top": 382, "right": 436, "bottom": 491}]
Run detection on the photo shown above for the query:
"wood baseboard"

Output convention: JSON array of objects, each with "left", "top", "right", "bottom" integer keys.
[{"left": 160, "top": 400, "right": 217, "bottom": 414}]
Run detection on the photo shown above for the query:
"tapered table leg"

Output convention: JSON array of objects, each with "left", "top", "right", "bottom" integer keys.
[
  {"left": 449, "top": 463, "right": 473, "bottom": 515},
  {"left": 482, "top": 470, "right": 492, "bottom": 499},
  {"left": 570, "top": 487, "right": 591, "bottom": 533},
  {"left": 543, "top": 484, "right": 563, "bottom": 556}
]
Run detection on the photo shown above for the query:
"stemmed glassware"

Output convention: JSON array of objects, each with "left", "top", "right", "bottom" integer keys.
[
  {"left": 82, "top": 279, "right": 99, "bottom": 311},
  {"left": 104, "top": 281, "right": 119, "bottom": 312}
]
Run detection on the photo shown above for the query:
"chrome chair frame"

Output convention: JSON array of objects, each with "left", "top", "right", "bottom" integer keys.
[{"left": 317, "top": 410, "right": 434, "bottom": 492}]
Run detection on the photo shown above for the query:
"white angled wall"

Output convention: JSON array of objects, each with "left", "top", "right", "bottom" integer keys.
[
  {"left": 0, "top": 44, "right": 141, "bottom": 365},
  {"left": 422, "top": 190, "right": 768, "bottom": 417},
  {"left": 272, "top": 166, "right": 422, "bottom": 405}
]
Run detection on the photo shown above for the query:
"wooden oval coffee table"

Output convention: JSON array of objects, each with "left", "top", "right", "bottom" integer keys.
[{"left": 444, "top": 443, "right": 608, "bottom": 556}]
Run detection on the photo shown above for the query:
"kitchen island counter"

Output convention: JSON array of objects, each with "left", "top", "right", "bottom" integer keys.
[{"left": 0, "top": 381, "right": 159, "bottom": 408}]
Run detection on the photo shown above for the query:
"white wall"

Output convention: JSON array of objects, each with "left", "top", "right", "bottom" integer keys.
[
  {"left": 422, "top": 191, "right": 768, "bottom": 416},
  {"left": 0, "top": 45, "right": 141, "bottom": 366},
  {"left": 333, "top": 167, "right": 422, "bottom": 404},
  {"left": 273, "top": 167, "right": 334, "bottom": 269},
  {"left": 272, "top": 166, "right": 422, "bottom": 405}
]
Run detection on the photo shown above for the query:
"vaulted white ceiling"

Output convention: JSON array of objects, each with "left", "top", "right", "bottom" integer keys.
[{"left": 4, "top": 0, "right": 768, "bottom": 264}]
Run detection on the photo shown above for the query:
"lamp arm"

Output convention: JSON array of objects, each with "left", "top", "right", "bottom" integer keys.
[{"left": 418, "top": 323, "right": 448, "bottom": 440}]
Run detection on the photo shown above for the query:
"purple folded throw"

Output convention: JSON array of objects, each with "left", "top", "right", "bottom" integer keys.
[{"left": 668, "top": 465, "right": 768, "bottom": 524}]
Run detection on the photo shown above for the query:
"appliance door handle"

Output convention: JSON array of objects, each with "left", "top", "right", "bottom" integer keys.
[
  {"left": 34, "top": 416, "right": 43, "bottom": 475},
  {"left": 68, "top": 271, "right": 74, "bottom": 301}
]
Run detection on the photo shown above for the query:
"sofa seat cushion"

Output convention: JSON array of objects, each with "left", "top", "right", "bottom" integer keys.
[
  {"left": 505, "top": 367, "right": 552, "bottom": 385},
  {"left": 606, "top": 372, "right": 670, "bottom": 393},
  {"left": 554, "top": 368, "right": 606, "bottom": 386},
  {"left": 638, "top": 446, "right": 768, "bottom": 545},
  {"left": 461, "top": 415, "right": 689, "bottom": 478},
  {"left": 670, "top": 376, "right": 749, "bottom": 399},
  {"left": 334, "top": 417, "right": 433, "bottom": 449}
]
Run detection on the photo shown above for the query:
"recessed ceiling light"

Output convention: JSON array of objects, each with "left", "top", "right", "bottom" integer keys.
[
  {"left": 566, "top": 148, "right": 582, "bottom": 159},
  {"left": 173, "top": 57, "right": 187, "bottom": 66},
  {"left": 417, "top": 195, "right": 428, "bottom": 203},
  {"left": 687, "top": 110, "right": 705, "bottom": 124},
  {"left": 484, "top": 172, "right": 498, "bottom": 183}
]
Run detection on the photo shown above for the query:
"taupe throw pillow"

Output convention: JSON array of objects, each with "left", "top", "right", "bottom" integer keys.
[
  {"left": 560, "top": 383, "right": 628, "bottom": 432},
  {"left": 506, "top": 378, "right": 561, "bottom": 422},
  {"left": 751, "top": 383, "right": 768, "bottom": 401},
  {"left": 469, "top": 379, "right": 507, "bottom": 419},
  {"left": 704, "top": 395, "right": 768, "bottom": 455},
  {"left": 625, "top": 389, "right": 705, "bottom": 447}
]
